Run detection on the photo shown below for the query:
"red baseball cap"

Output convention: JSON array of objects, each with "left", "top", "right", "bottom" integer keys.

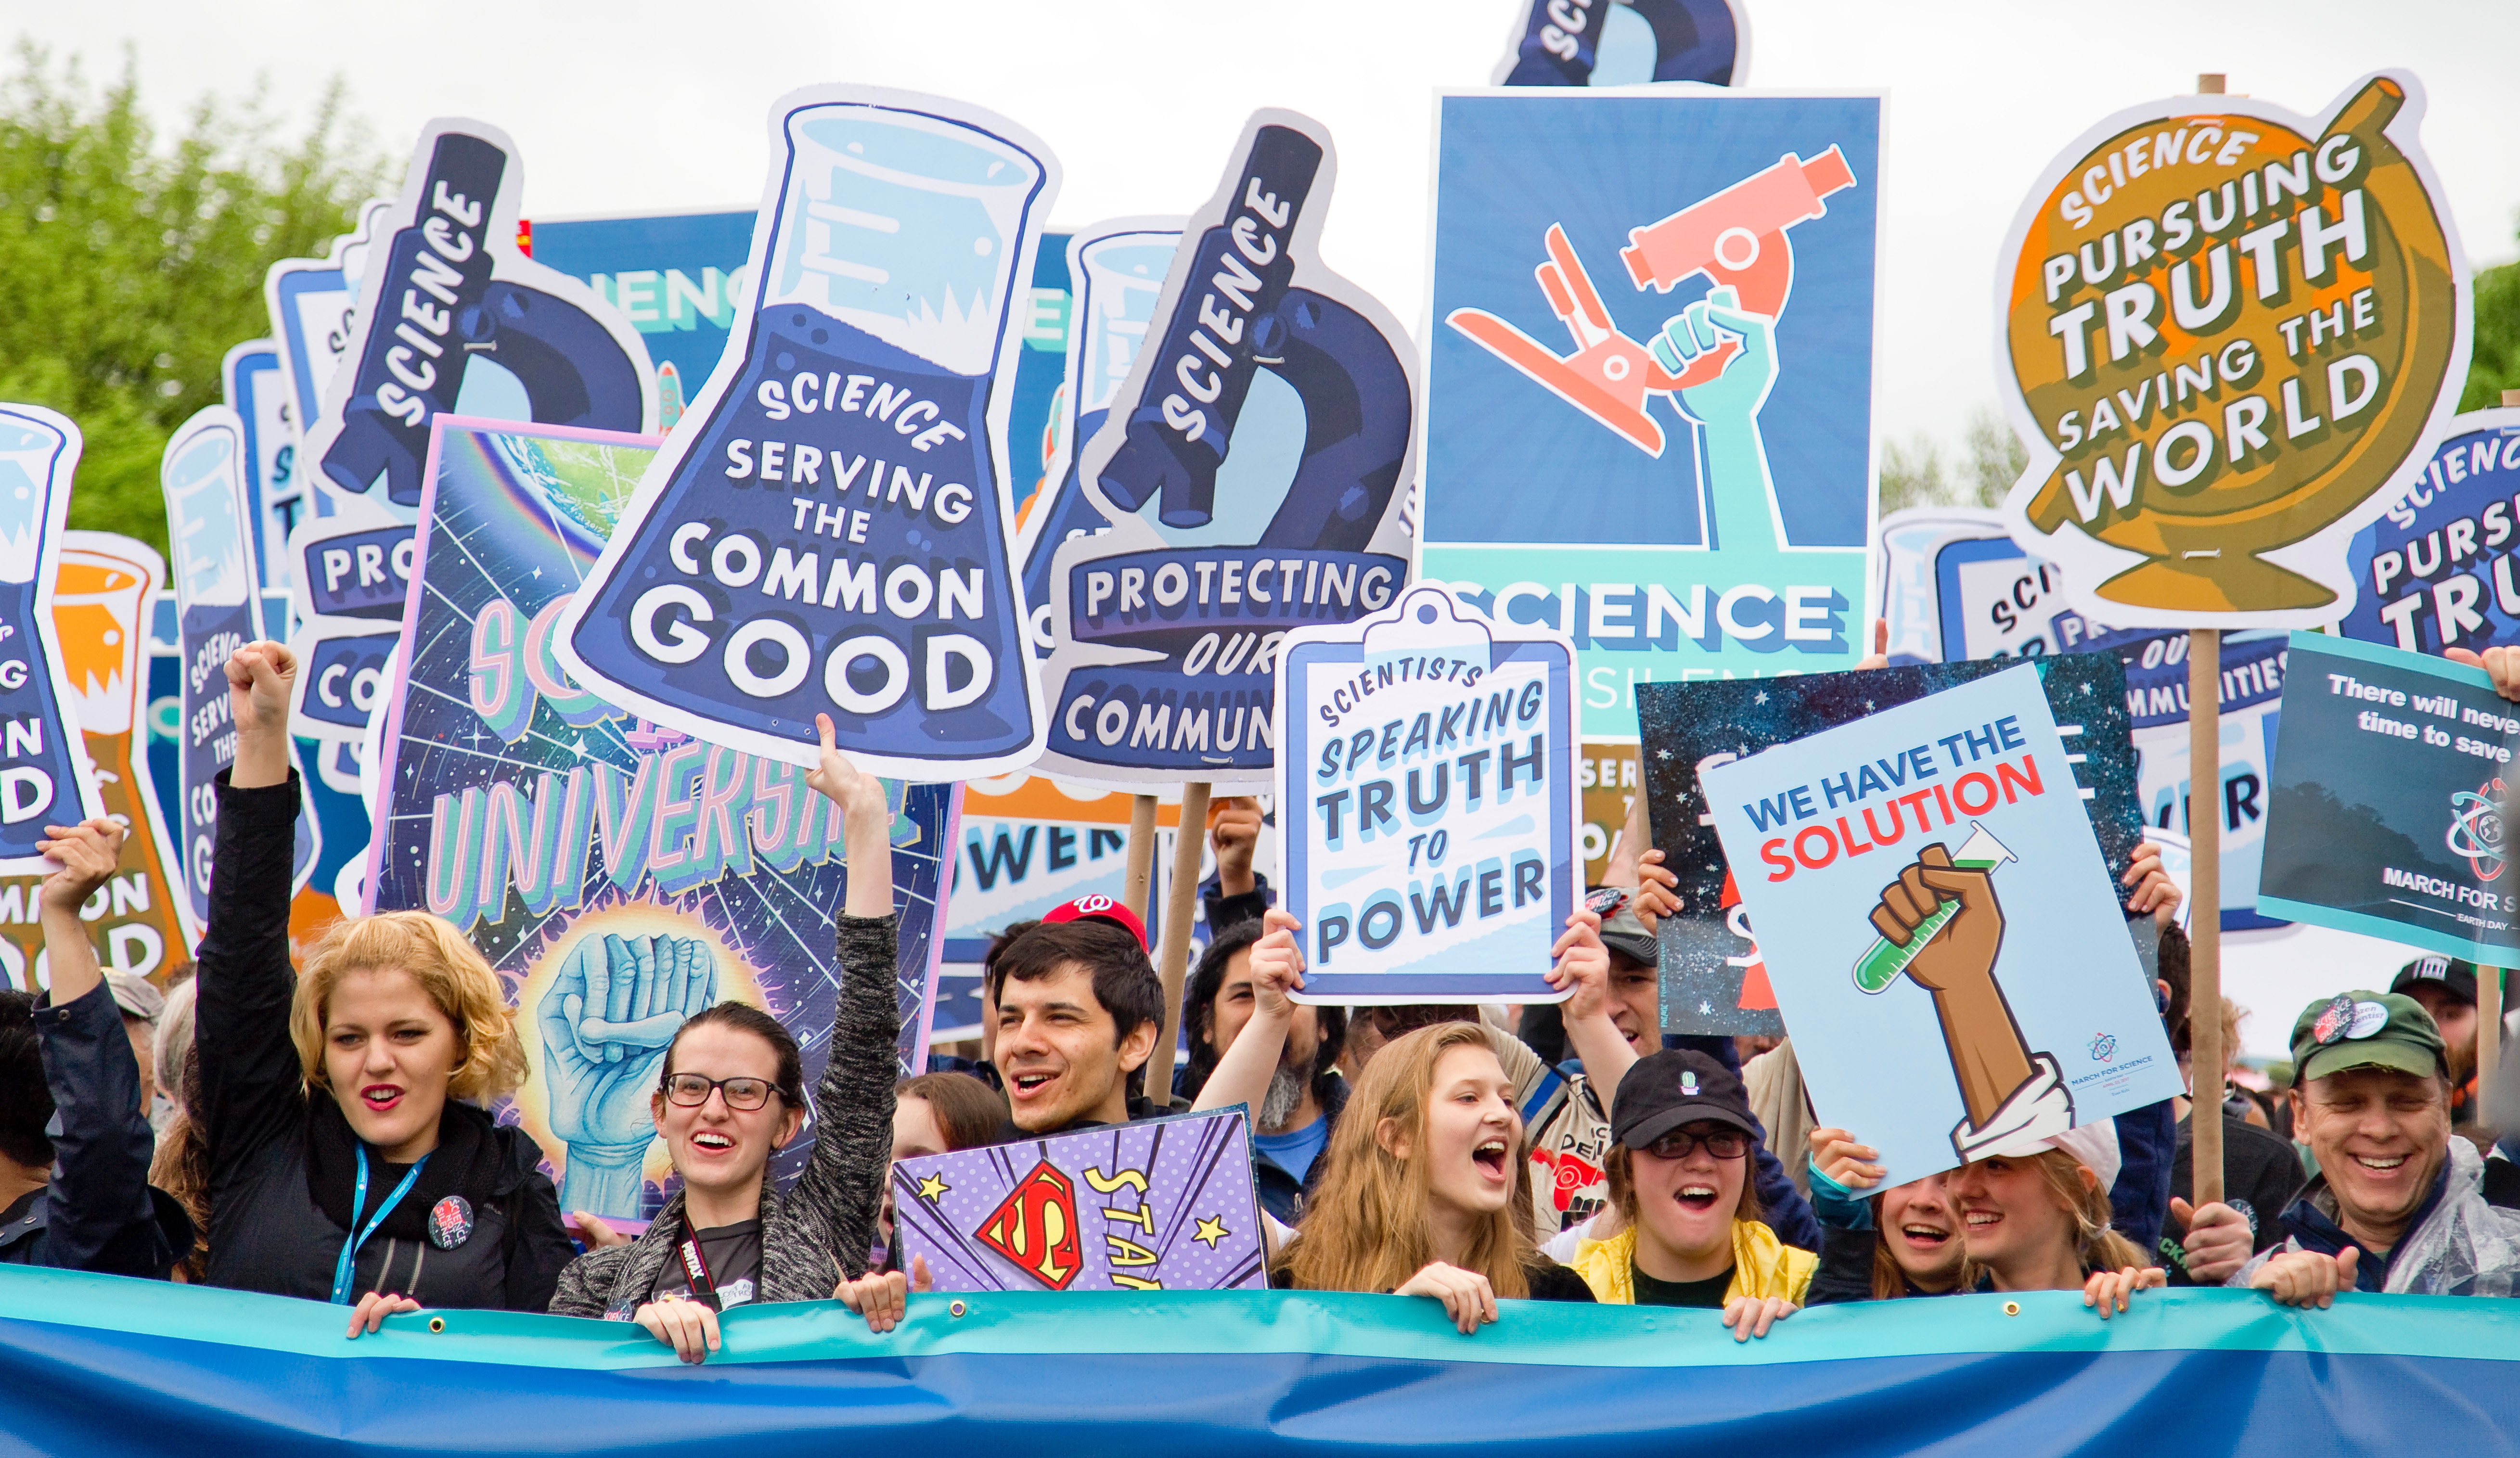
[{"left": 1040, "top": 893, "right": 1149, "bottom": 949}]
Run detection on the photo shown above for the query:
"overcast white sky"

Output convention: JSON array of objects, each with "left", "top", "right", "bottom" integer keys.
[{"left": 28, "top": 0, "right": 2520, "bottom": 459}]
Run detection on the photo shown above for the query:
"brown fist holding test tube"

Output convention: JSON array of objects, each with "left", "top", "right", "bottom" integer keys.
[{"left": 1867, "top": 842, "right": 2064, "bottom": 1160}]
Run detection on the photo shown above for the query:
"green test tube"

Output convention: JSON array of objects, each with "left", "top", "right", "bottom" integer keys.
[{"left": 1851, "top": 823, "right": 2016, "bottom": 994}]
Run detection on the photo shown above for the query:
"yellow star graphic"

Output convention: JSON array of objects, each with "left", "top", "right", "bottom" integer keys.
[
  {"left": 1192, "top": 1215, "right": 1229, "bottom": 1249},
  {"left": 915, "top": 1171, "right": 950, "bottom": 1202}
]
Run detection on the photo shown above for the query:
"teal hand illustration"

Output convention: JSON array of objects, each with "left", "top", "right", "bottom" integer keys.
[
  {"left": 1650, "top": 285, "right": 1781, "bottom": 554},
  {"left": 538, "top": 934, "right": 718, "bottom": 1215}
]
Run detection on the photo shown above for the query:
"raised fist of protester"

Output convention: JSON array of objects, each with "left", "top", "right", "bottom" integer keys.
[
  {"left": 2082, "top": 1263, "right": 2166, "bottom": 1320},
  {"left": 344, "top": 1290, "right": 422, "bottom": 1340},
  {"left": 2250, "top": 1245, "right": 2358, "bottom": 1308},
  {"left": 2168, "top": 1198, "right": 2256, "bottom": 1285},
  {"left": 1395, "top": 1261, "right": 1500, "bottom": 1335},
  {"left": 224, "top": 639, "right": 298, "bottom": 787},
  {"left": 1211, "top": 796, "right": 1263, "bottom": 898},
  {"left": 2445, "top": 645, "right": 2520, "bottom": 703},
  {"left": 2121, "top": 841, "right": 2182, "bottom": 930},
  {"left": 635, "top": 1294, "right": 721, "bottom": 1363},
  {"left": 836, "top": 1254, "right": 932, "bottom": 1334},
  {"left": 1807, "top": 1127, "right": 1886, "bottom": 1191},
  {"left": 539, "top": 933, "right": 719, "bottom": 1213},
  {"left": 1721, "top": 1295, "right": 1798, "bottom": 1342},
  {"left": 37, "top": 818, "right": 125, "bottom": 919},
  {"left": 1870, "top": 843, "right": 2003, "bottom": 995}
]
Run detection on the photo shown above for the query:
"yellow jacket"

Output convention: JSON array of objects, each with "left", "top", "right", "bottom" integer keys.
[{"left": 1570, "top": 1219, "right": 1815, "bottom": 1305}]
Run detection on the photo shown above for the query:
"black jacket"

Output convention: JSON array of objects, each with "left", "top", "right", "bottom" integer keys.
[
  {"left": 550, "top": 914, "right": 901, "bottom": 1317},
  {"left": 197, "top": 771, "right": 573, "bottom": 1309},
  {"left": 0, "top": 981, "right": 190, "bottom": 1277}
]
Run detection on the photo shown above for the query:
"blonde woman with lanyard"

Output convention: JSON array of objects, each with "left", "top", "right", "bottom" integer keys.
[{"left": 196, "top": 643, "right": 572, "bottom": 1333}]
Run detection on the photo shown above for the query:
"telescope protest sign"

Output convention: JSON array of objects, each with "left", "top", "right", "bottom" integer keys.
[
  {"left": 1998, "top": 71, "right": 2469, "bottom": 627},
  {"left": 2259, "top": 632, "right": 2520, "bottom": 962},
  {"left": 302, "top": 118, "right": 657, "bottom": 518},
  {"left": 369, "top": 419, "right": 953, "bottom": 1220},
  {"left": 557, "top": 86, "right": 1059, "bottom": 781},
  {"left": 1034, "top": 111, "right": 1418, "bottom": 789},
  {"left": 1638, "top": 651, "right": 2145, "bottom": 1039},
  {"left": 892, "top": 1106, "right": 1266, "bottom": 1292},
  {"left": 1277, "top": 584, "right": 1575, "bottom": 1004},
  {"left": 1699, "top": 665, "right": 2177, "bottom": 1183},
  {"left": 1421, "top": 90, "right": 1880, "bottom": 736}
]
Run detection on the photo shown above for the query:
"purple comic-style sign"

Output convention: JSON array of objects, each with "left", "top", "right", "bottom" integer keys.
[{"left": 893, "top": 1107, "right": 1265, "bottom": 1292}]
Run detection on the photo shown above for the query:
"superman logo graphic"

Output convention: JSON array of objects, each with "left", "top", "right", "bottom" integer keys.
[{"left": 977, "top": 1161, "right": 1084, "bottom": 1290}]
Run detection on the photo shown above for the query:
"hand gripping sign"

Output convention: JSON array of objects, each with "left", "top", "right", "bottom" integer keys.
[
  {"left": 1491, "top": 0, "right": 1749, "bottom": 88},
  {"left": 0, "top": 407, "right": 104, "bottom": 882},
  {"left": 556, "top": 87, "right": 1060, "bottom": 780},
  {"left": 1999, "top": 71, "right": 2470, "bottom": 627},
  {"left": 302, "top": 119, "right": 657, "bottom": 515},
  {"left": 1016, "top": 218, "right": 1183, "bottom": 655},
  {"left": 1277, "top": 584, "right": 1577, "bottom": 1004},
  {"left": 1036, "top": 112, "right": 1419, "bottom": 788}
]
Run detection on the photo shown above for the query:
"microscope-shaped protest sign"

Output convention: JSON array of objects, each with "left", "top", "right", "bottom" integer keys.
[
  {"left": 1492, "top": 0, "right": 1748, "bottom": 88},
  {"left": 370, "top": 419, "right": 955, "bottom": 1220},
  {"left": 1700, "top": 665, "right": 2177, "bottom": 1182},
  {"left": 0, "top": 408, "right": 103, "bottom": 888},
  {"left": 557, "top": 87, "right": 1059, "bottom": 780},
  {"left": 1016, "top": 219, "right": 1182, "bottom": 654},
  {"left": 264, "top": 197, "right": 391, "bottom": 520},
  {"left": 1035, "top": 112, "right": 1418, "bottom": 788},
  {"left": 1277, "top": 584, "right": 1577, "bottom": 1003},
  {"left": 1421, "top": 90, "right": 1879, "bottom": 735},
  {"left": 1999, "top": 71, "right": 2468, "bottom": 628}
]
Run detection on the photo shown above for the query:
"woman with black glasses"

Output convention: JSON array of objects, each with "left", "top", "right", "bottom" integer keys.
[
  {"left": 1568, "top": 1050, "right": 1814, "bottom": 1339},
  {"left": 548, "top": 716, "right": 900, "bottom": 1364}
]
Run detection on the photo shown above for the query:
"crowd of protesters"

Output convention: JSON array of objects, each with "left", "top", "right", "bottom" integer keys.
[{"left": 7, "top": 638, "right": 2520, "bottom": 1365}]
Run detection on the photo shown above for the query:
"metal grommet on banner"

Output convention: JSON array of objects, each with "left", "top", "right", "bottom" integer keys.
[
  {"left": 949, "top": 1300, "right": 967, "bottom": 1319},
  {"left": 2003, "top": 1302, "right": 2020, "bottom": 1317},
  {"left": 428, "top": 1317, "right": 446, "bottom": 1333}
]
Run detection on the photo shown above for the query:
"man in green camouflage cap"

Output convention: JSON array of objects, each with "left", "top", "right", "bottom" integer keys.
[{"left": 2178, "top": 989, "right": 2520, "bottom": 1303}]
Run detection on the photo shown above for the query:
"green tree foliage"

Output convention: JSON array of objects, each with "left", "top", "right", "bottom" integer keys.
[
  {"left": 1878, "top": 405, "right": 2029, "bottom": 515},
  {"left": 0, "top": 42, "right": 386, "bottom": 557},
  {"left": 2461, "top": 244, "right": 2520, "bottom": 412}
]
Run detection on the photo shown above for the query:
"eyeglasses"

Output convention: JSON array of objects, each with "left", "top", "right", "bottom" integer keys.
[
  {"left": 661, "top": 1074, "right": 783, "bottom": 1111},
  {"left": 1642, "top": 1127, "right": 1749, "bottom": 1161}
]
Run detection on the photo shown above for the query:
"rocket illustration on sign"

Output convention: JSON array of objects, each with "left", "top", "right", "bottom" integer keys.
[{"left": 1448, "top": 146, "right": 1854, "bottom": 459}]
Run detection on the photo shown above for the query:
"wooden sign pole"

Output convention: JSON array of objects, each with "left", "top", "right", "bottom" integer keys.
[
  {"left": 1143, "top": 781, "right": 1212, "bottom": 1104},
  {"left": 2480, "top": 968, "right": 2503, "bottom": 1129},
  {"left": 1123, "top": 794, "right": 1158, "bottom": 925},
  {"left": 2186, "top": 72, "right": 2228, "bottom": 1207}
]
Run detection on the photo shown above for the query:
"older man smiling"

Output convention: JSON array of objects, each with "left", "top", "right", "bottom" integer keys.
[{"left": 2180, "top": 991, "right": 2520, "bottom": 1303}]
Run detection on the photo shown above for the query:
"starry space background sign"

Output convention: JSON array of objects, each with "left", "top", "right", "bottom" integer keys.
[
  {"left": 1635, "top": 652, "right": 2143, "bottom": 1036},
  {"left": 367, "top": 419, "right": 955, "bottom": 1221},
  {"left": 892, "top": 1107, "right": 1266, "bottom": 1293}
]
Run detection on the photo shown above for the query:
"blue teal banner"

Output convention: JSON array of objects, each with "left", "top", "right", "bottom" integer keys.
[
  {"left": 2260, "top": 631, "right": 2520, "bottom": 961},
  {"left": 7, "top": 1266, "right": 2520, "bottom": 1456}
]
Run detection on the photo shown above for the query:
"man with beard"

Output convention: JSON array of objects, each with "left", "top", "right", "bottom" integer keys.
[
  {"left": 2389, "top": 957, "right": 2486, "bottom": 1128},
  {"left": 1179, "top": 921, "right": 1346, "bottom": 1222}
]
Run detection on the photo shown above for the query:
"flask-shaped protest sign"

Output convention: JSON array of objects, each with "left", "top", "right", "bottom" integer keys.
[
  {"left": 558, "top": 88, "right": 1059, "bottom": 778},
  {"left": 0, "top": 406, "right": 103, "bottom": 881}
]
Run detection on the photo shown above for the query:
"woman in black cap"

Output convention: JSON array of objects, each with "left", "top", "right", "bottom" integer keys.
[{"left": 1568, "top": 1049, "right": 1813, "bottom": 1338}]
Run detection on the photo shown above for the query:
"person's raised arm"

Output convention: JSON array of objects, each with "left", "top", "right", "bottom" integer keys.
[
  {"left": 1542, "top": 909, "right": 1633, "bottom": 1110},
  {"left": 194, "top": 641, "right": 307, "bottom": 1178},
  {"left": 1193, "top": 908, "right": 1300, "bottom": 1115},
  {"left": 793, "top": 713, "right": 902, "bottom": 1279},
  {"left": 29, "top": 818, "right": 167, "bottom": 1276}
]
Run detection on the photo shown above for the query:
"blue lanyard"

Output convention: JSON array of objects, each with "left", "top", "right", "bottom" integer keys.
[{"left": 330, "top": 1146, "right": 431, "bottom": 1305}]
